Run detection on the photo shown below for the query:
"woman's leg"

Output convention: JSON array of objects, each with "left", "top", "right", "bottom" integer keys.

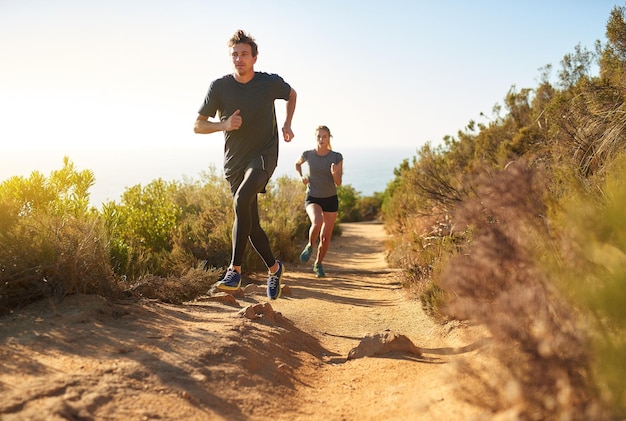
[
  {"left": 315, "top": 211, "right": 338, "bottom": 264},
  {"left": 305, "top": 203, "right": 324, "bottom": 250}
]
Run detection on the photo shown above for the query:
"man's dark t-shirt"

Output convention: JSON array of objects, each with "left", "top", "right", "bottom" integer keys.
[{"left": 198, "top": 72, "right": 292, "bottom": 181}]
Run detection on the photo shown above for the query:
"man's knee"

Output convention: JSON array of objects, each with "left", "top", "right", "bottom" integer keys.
[{"left": 234, "top": 185, "right": 257, "bottom": 208}]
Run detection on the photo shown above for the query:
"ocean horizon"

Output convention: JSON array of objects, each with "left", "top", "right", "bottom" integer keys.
[{"left": 2, "top": 145, "right": 418, "bottom": 208}]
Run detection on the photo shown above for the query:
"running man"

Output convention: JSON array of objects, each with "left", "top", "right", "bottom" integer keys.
[{"left": 194, "top": 29, "right": 297, "bottom": 299}]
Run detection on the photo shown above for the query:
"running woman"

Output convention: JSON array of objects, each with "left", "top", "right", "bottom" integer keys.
[{"left": 295, "top": 125, "right": 343, "bottom": 277}]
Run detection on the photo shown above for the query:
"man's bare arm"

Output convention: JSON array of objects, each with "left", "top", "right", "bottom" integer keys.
[
  {"left": 282, "top": 89, "right": 297, "bottom": 142},
  {"left": 194, "top": 110, "right": 242, "bottom": 134}
]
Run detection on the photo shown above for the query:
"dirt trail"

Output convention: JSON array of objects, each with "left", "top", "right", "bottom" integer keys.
[{"left": 0, "top": 222, "right": 492, "bottom": 420}]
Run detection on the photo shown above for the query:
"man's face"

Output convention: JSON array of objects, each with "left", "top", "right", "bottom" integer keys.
[{"left": 230, "top": 43, "right": 256, "bottom": 76}]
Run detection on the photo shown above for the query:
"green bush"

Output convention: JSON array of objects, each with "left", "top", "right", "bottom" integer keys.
[
  {"left": 102, "top": 178, "right": 182, "bottom": 278},
  {"left": 0, "top": 157, "right": 118, "bottom": 313},
  {"left": 552, "top": 154, "right": 626, "bottom": 416},
  {"left": 168, "top": 170, "right": 233, "bottom": 273},
  {"left": 257, "top": 175, "right": 310, "bottom": 267},
  {"left": 336, "top": 184, "right": 361, "bottom": 222}
]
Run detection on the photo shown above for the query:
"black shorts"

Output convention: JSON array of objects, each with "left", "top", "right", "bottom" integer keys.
[
  {"left": 305, "top": 194, "right": 339, "bottom": 212},
  {"left": 226, "top": 154, "right": 277, "bottom": 195}
]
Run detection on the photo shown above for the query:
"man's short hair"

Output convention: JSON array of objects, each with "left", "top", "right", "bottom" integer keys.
[{"left": 228, "top": 29, "right": 258, "bottom": 57}]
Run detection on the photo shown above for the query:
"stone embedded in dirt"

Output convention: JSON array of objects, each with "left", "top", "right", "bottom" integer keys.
[
  {"left": 347, "top": 331, "right": 422, "bottom": 360},
  {"left": 243, "top": 284, "right": 259, "bottom": 294},
  {"left": 238, "top": 303, "right": 281, "bottom": 322},
  {"left": 281, "top": 285, "right": 292, "bottom": 296},
  {"left": 205, "top": 284, "right": 246, "bottom": 299},
  {"left": 239, "top": 304, "right": 259, "bottom": 319},
  {"left": 202, "top": 292, "right": 240, "bottom": 306},
  {"left": 230, "top": 288, "right": 246, "bottom": 299}
]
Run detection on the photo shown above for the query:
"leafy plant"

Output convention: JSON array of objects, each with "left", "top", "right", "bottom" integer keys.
[
  {"left": 102, "top": 178, "right": 181, "bottom": 278},
  {"left": 553, "top": 154, "right": 626, "bottom": 416},
  {"left": 0, "top": 157, "right": 117, "bottom": 313}
]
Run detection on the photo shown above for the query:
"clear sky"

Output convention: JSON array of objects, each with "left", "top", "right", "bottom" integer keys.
[{"left": 0, "top": 1, "right": 621, "bottom": 157}]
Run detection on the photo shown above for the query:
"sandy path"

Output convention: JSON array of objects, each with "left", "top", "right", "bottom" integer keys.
[
  {"left": 0, "top": 222, "right": 491, "bottom": 420},
  {"left": 269, "top": 222, "right": 488, "bottom": 421}
]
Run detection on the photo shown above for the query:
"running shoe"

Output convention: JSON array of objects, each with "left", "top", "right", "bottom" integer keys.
[
  {"left": 299, "top": 244, "right": 313, "bottom": 262},
  {"left": 267, "top": 260, "right": 283, "bottom": 300},
  {"left": 313, "top": 263, "right": 325, "bottom": 278},
  {"left": 216, "top": 268, "right": 241, "bottom": 291}
]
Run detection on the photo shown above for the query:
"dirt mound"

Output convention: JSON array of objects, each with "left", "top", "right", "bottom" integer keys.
[
  {"left": 0, "top": 222, "right": 492, "bottom": 420},
  {"left": 347, "top": 331, "right": 422, "bottom": 360}
]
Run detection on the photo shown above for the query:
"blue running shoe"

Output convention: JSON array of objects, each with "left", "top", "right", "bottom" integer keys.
[
  {"left": 216, "top": 269, "right": 241, "bottom": 291},
  {"left": 313, "top": 263, "right": 325, "bottom": 278},
  {"left": 300, "top": 244, "right": 313, "bottom": 262},
  {"left": 267, "top": 261, "right": 283, "bottom": 300}
]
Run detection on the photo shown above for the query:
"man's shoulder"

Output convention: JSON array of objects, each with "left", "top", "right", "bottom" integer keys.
[
  {"left": 255, "top": 71, "right": 280, "bottom": 78},
  {"left": 212, "top": 74, "right": 235, "bottom": 85},
  {"left": 254, "top": 72, "right": 287, "bottom": 83}
]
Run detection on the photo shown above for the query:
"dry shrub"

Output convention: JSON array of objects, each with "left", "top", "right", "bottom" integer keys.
[
  {"left": 126, "top": 264, "right": 221, "bottom": 304},
  {"left": 441, "top": 160, "right": 599, "bottom": 419},
  {"left": 0, "top": 213, "right": 119, "bottom": 313},
  {"left": 385, "top": 211, "right": 464, "bottom": 321}
]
